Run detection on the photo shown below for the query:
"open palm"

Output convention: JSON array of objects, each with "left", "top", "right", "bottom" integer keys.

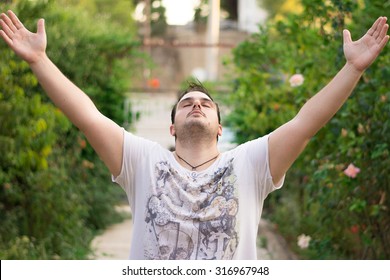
[
  {"left": 343, "top": 17, "right": 389, "bottom": 71},
  {"left": 0, "top": 10, "right": 46, "bottom": 64}
]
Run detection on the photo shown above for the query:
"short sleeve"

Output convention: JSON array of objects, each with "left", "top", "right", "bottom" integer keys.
[
  {"left": 235, "top": 134, "right": 284, "bottom": 200},
  {"left": 111, "top": 129, "right": 157, "bottom": 196}
]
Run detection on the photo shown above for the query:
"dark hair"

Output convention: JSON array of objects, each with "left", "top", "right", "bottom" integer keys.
[{"left": 171, "top": 80, "right": 221, "bottom": 124}]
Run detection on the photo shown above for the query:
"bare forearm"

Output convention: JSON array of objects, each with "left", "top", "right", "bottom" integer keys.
[
  {"left": 30, "top": 53, "right": 99, "bottom": 131},
  {"left": 295, "top": 62, "right": 363, "bottom": 138}
]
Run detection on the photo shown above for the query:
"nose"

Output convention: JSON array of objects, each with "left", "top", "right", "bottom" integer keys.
[{"left": 193, "top": 99, "right": 201, "bottom": 108}]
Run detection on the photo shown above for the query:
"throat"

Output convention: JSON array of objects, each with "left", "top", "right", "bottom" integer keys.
[{"left": 175, "top": 152, "right": 220, "bottom": 171}]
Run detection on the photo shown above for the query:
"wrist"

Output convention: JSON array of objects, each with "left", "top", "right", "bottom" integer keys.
[
  {"left": 344, "top": 61, "right": 365, "bottom": 76},
  {"left": 29, "top": 52, "right": 49, "bottom": 69}
]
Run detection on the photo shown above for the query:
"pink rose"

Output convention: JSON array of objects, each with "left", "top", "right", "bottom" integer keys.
[
  {"left": 289, "top": 74, "right": 304, "bottom": 87},
  {"left": 297, "top": 234, "right": 311, "bottom": 249},
  {"left": 343, "top": 163, "right": 361, "bottom": 178}
]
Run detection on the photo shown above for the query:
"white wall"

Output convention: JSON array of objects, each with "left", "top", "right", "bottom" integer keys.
[{"left": 238, "top": 0, "right": 268, "bottom": 33}]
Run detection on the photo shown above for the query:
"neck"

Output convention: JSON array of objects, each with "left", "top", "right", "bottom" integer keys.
[{"left": 174, "top": 142, "right": 219, "bottom": 171}]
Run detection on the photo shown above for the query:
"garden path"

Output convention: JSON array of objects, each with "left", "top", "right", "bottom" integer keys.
[{"left": 90, "top": 205, "right": 297, "bottom": 260}]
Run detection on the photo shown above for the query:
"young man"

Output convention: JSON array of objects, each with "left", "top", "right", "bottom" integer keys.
[{"left": 0, "top": 11, "right": 388, "bottom": 259}]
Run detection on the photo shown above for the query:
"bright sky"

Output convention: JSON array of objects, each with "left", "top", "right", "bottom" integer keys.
[{"left": 162, "top": 0, "right": 199, "bottom": 25}]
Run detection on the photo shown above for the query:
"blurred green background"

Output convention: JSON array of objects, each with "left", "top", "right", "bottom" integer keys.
[{"left": 0, "top": 0, "right": 388, "bottom": 259}]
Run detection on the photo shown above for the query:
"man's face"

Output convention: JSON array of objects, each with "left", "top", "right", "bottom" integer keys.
[{"left": 170, "top": 91, "right": 222, "bottom": 140}]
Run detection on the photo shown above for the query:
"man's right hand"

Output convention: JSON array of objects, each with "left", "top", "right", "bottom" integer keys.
[{"left": 0, "top": 10, "right": 46, "bottom": 65}]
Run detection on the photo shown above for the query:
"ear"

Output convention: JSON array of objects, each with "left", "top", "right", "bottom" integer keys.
[
  {"left": 218, "top": 124, "right": 222, "bottom": 137},
  {"left": 170, "top": 124, "right": 176, "bottom": 137}
]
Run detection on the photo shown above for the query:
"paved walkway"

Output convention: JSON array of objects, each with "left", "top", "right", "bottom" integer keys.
[{"left": 90, "top": 206, "right": 296, "bottom": 260}]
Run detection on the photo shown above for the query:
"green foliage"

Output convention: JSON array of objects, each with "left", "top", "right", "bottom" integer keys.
[
  {"left": 259, "top": 0, "right": 287, "bottom": 18},
  {"left": 62, "top": 0, "right": 137, "bottom": 32},
  {"left": 150, "top": 1, "right": 168, "bottom": 37},
  {"left": 132, "top": 0, "right": 168, "bottom": 36},
  {"left": 0, "top": 0, "right": 140, "bottom": 259},
  {"left": 227, "top": 0, "right": 389, "bottom": 259},
  {"left": 0, "top": 46, "right": 90, "bottom": 259}
]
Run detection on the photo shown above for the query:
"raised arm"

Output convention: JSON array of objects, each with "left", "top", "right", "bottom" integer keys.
[
  {"left": 0, "top": 10, "right": 123, "bottom": 176},
  {"left": 268, "top": 16, "right": 389, "bottom": 185}
]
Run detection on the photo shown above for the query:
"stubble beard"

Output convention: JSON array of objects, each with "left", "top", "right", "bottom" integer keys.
[{"left": 176, "top": 119, "right": 217, "bottom": 145}]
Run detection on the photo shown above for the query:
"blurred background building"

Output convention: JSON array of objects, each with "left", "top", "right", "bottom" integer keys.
[{"left": 132, "top": 0, "right": 268, "bottom": 90}]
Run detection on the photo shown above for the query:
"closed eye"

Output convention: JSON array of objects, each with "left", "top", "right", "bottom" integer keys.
[
  {"left": 202, "top": 101, "right": 214, "bottom": 108},
  {"left": 178, "top": 97, "right": 215, "bottom": 109}
]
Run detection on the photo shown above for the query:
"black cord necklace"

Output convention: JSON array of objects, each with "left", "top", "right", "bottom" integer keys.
[{"left": 176, "top": 153, "right": 220, "bottom": 171}]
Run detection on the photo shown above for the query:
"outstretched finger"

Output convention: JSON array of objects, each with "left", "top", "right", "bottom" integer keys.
[
  {"left": 374, "top": 17, "right": 388, "bottom": 40},
  {"left": 377, "top": 22, "right": 389, "bottom": 42},
  {"left": 367, "top": 17, "right": 383, "bottom": 37},
  {"left": 0, "top": 12, "right": 17, "bottom": 33},
  {"left": 7, "top": 10, "right": 25, "bottom": 31},
  {"left": 379, "top": 21, "right": 389, "bottom": 40},
  {"left": 0, "top": 29, "right": 14, "bottom": 47},
  {"left": 377, "top": 32, "right": 389, "bottom": 52},
  {"left": 373, "top": 17, "right": 387, "bottom": 40},
  {"left": 343, "top": 29, "right": 352, "bottom": 45},
  {"left": 0, "top": 18, "right": 15, "bottom": 40}
]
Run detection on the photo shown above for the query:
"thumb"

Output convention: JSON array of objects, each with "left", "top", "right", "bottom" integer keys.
[
  {"left": 37, "top": 18, "right": 45, "bottom": 36},
  {"left": 343, "top": 29, "right": 352, "bottom": 44}
]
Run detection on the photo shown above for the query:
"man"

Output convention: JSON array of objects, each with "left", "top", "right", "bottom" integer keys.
[{"left": 0, "top": 10, "right": 388, "bottom": 259}]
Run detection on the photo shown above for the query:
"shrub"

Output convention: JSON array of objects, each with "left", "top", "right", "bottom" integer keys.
[
  {"left": 226, "top": 0, "right": 389, "bottom": 259},
  {"left": 0, "top": 0, "right": 140, "bottom": 259}
]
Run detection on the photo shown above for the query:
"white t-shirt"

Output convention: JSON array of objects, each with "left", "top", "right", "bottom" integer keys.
[{"left": 113, "top": 129, "right": 284, "bottom": 260}]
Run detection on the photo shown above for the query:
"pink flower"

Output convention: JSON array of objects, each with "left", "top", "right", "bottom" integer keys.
[
  {"left": 343, "top": 163, "right": 361, "bottom": 178},
  {"left": 297, "top": 234, "right": 311, "bottom": 249},
  {"left": 341, "top": 128, "right": 348, "bottom": 137},
  {"left": 289, "top": 74, "right": 304, "bottom": 87}
]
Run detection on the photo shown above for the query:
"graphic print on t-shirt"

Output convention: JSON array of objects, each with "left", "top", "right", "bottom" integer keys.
[{"left": 144, "top": 158, "right": 239, "bottom": 260}]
